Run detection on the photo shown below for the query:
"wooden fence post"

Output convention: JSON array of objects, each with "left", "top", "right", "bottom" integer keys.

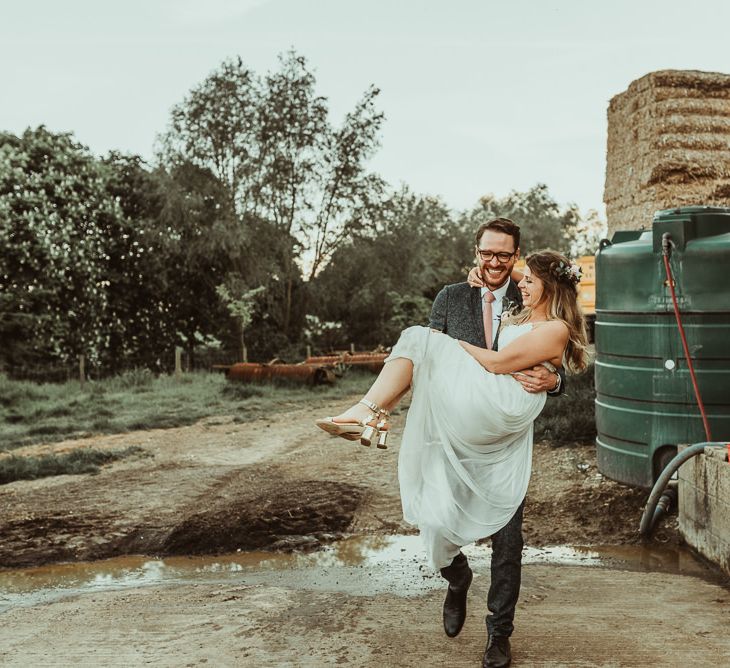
[
  {"left": 175, "top": 347, "right": 183, "bottom": 379},
  {"left": 243, "top": 345, "right": 248, "bottom": 363},
  {"left": 79, "top": 354, "right": 85, "bottom": 386},
  {"left": 350, "top": 342, "right": 355, "bottom": 354},
  {"left": 306, "top": 345, "right": 312, "bottom": 360}
]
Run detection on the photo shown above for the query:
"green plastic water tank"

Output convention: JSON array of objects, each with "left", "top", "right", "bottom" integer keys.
[{"left": 595, "top": 206, "right": 730, "bottom": 488}]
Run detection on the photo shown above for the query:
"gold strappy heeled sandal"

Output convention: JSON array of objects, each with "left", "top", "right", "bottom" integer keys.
[
  {"left": 357, "top": 399, "right": 390, "bottom": 449},
  {"left": 315, "top": 398, "right": 391, "bottom": 449}
]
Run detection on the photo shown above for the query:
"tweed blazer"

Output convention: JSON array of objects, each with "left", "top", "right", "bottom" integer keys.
[
  {"left": 428, "top": 280, "right": 565, "bottom": 395},
  {"left": 429, "top": 280, "right": 522, "bottom": 349}
]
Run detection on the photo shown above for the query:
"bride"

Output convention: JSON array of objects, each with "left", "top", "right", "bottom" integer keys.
[{"left": 316, "top": 249, "right": 588, "bottom": 569}]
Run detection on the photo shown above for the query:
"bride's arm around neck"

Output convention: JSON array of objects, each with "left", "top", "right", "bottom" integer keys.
[{"left": 459, "top": 320, "right": 569, "bottom": 374}]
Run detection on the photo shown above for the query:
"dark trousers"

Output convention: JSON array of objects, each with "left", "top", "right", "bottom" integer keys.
[
  {"left": 486, "top": 499, "right": 525, "bottom": 638},
  {"left": 439, "top": 499, "right": 526, "bottom": 638}
]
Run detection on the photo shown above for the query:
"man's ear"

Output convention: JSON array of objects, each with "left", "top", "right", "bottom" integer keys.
[{"left": 514, "top": 248, "right": 521, "bottom": 260}]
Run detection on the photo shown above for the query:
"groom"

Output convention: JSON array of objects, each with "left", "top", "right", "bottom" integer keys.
[{"left": 429, "top": 217, "right": 564, "bottom": 668}]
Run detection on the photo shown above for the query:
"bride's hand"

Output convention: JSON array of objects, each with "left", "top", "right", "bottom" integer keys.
[{"left": 467, "top": 266, "right": 485, "bottom": 288}]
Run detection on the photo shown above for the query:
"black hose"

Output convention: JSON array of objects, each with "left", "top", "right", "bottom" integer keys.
[
  {"left": 639, "top": 442, "right": 726, "bottom": 537},
  {"left": 650, "top": 482, "right": 677, "bottom": 530}
]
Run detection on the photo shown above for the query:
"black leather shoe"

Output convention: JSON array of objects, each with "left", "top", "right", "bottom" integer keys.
[
  {"left": 442, "top": 567, "right": 472, "bottom": 637},
  {"left": 482, "top": 635, "right": 511, "bottom": 668}
]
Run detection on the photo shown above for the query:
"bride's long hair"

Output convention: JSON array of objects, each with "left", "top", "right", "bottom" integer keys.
[{"left": 508, "top": 249, "right": 589, "bottom": 373}]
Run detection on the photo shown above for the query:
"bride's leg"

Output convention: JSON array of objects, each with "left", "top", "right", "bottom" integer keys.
[
  {"left": 383, "top": 387, "right": 410, "bottom": 412},
  {"left": 333, "top": 358, "right": 414, "bottom": 423}
]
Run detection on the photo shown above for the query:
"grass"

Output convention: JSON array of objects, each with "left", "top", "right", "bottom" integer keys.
[
  {"left": 535, "top": 363, "right": 596, "bottom": 445},
  {"left": 0, "top": 369, "right": 374, "bottom": 452},
  {"left": 0, "top": 363, "right": 596, "bottom": 455},
  {"left": 0, "top": 446, "right": 148, "bottom": 485}
]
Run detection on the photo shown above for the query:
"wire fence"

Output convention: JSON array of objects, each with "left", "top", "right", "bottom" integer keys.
[
  {"left": 1, "top": 342, "right": 381, "bottom": 384},
  {"left": 1, "top": 348, "right": 245, "bottom": 384}
]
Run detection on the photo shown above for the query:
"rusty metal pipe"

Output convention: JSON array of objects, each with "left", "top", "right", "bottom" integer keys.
[{"left": 227, "top": 363, "right": 335, "bottom": 385}]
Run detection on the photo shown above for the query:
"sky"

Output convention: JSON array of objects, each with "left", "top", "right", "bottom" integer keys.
[{"left": 3, "top": 0, "right": 730, "bottom": 219}]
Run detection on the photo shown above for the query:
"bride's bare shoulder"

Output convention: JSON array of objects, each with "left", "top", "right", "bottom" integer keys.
[{"left": 533, "top": 320, "right": 569, "bottom": 338}]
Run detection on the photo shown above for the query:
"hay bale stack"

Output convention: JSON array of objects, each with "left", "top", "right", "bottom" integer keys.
[{"left": 604, "top": 70, "right": 730, "bottom": 236}]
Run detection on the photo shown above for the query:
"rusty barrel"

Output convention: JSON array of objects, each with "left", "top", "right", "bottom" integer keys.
[{"left": 227, "top": 362, "right": 335, "bottom": 385}]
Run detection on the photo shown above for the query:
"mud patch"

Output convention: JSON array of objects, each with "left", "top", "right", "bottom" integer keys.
[
  {"left": 524, "top": 483, "right": 661, "bottom": 546},
  {"left": 0, "top": 515, "right": 104, "bottom": 567},
  {"left": 0, "top": 407, "right": 680, "bottom": 572},
  {"left": 161, "top": 478, "right": 366, "bottom": 555},
  {"left": 0, "top": 458, "right": 367, "bottom": 569}
]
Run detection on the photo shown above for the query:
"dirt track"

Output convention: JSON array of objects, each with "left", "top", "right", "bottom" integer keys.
[{"left": 1, "top": 395, "right": 729, "bottom": 666}]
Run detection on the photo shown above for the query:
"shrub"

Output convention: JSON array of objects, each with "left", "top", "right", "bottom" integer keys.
[
  {"left": 535, "top": 363, "right": 596, "bottom": 445},
  {"left": 104, "top": 368, "right": 156, "bottom": 391}
]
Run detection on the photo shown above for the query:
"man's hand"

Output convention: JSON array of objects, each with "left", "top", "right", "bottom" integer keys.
[{"left": 511, "top": 365, "right": 560, "bottom": 394}]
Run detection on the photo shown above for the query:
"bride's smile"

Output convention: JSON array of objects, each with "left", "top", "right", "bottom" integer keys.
[{"left": 518, "top": 266, "right": 544, "bottom": 309}]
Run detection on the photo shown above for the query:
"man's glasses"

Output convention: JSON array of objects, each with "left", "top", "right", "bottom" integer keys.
[{"left": 476, "top": 249, "right": 516, "bottom": 263}]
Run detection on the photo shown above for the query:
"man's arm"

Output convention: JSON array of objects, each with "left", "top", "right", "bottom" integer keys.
[{"left": 429, "top": 286, "right": 449, "bottom": 332}]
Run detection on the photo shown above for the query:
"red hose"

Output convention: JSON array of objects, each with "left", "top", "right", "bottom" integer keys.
[{"left": 662, "top": 253, "right": 713, "bottom": 441}]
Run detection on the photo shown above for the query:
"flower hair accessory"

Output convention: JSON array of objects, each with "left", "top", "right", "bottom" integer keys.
[{"left": 554, "top": 261, "right": 582, "bottom": 285}]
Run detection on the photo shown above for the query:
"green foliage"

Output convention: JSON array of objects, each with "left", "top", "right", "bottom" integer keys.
[
  {"left": 534, "top": 363, "right": 596, "bottom": 445},
  {"left": 155, "top": 161, "right": 238, "bottom": 354},
  {"left": 383, "top": 292, "right": 433, "bottom": 342},
  {"left": 0, "top": 127, "right": 122, "bottom": 367},
  {"left": 0, "top": 50, "right": 605, "bottom": 374},
  {"left": 459, "top": 183, "right": 580, "bottom": 256},
  {"left": 160, "top": 50, "right": 386, "bottom": 268},
  {"left": 569, "top": 209, "right": 607, "bottom": 257},
  {"left": 0, "top": 133, "right": 216, "bottom": 373},
  {"left": 99, "top": 153, "right": 182, "bottom": 367},
  {"left": 310, "top": 187, "right": 463, "bottom": 347},
  {"left": 158, "top": 49, "right": 387, "bottom": 343},
  {"left": 302, "top": 315, "right": 344, "bottom": 355},
  {"left": 0, "top": 446, "right": 147, "bottom": 485},
  {"left": 216, "top": 281, "right": 266, "bottom": 360},
  {"left": 216, "top": 284, "right": 266, "bottom": 327}
]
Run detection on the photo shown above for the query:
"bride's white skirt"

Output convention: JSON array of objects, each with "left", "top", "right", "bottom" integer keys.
[{"left": 387, "top": 326, "right": 546, "bottom": 569}]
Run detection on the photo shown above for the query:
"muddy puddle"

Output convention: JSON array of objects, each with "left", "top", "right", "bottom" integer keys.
[{"left": 0, "top": 535, "right": 723, "bottom": 615}]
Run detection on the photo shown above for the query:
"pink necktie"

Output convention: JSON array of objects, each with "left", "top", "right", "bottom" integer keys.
[{"left": 483, "top": 291, "right": 496, "bottom": 349}]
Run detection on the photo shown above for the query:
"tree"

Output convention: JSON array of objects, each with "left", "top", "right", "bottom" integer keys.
[
  {"left": 310, "top": 188, "right": 460, "bottom": 347},
  {"left": 568, "top": 208, "right": 607, "bottom": 257},
  {"left": 0, "top": 127, "right": 120, "bottom": 369},
  {"left": 158, "top": 51, "right": 386, "bottom": 333},
  {"left": 155, "top": 161, "right": 240, "bottom": 360},
  {"left": 101, "top": 153, "right": 180, "bottom": 367},
  {"left": 459, "top": 184, "right": 579, "bottom": 255},
  {"left": 159, "top": 58, "right": 261, "bottom": 216},
  {"left": 215, "top": 282, "right": 265, "bottom": 362},
  {"left": 306, "top": 84, "right": 386, "bottom": 279}
]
